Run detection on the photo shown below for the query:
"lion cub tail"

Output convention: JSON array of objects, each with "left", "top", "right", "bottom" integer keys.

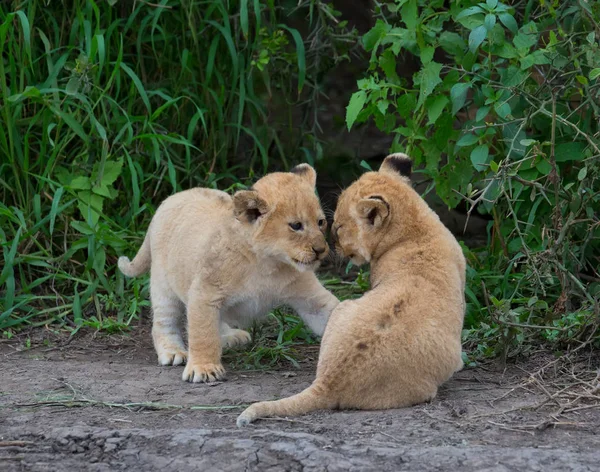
[
  {"left": 237, "top": 383, "right": 332, "bottom": 427},
  {"left": 118, "top": 233, "right": 151, "bottom": 278}
]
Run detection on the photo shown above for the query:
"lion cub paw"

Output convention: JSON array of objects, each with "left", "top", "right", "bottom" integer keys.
[
  {"left": 157, "top": 348, "right": 187, "bottom": 366},
  {"left": 182, "top": 361, "right": 226, "bottom": 383},
  {"left": 222, "top": 329, "right": 252, "bottom": 349}
]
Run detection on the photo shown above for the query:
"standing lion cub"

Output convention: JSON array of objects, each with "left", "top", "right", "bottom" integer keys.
[
  {"left": 237, "top": 154, "right": 466, "bottom": 425},
  {"left": 119, "top": 164, "right": 339, "bottom": 383}
]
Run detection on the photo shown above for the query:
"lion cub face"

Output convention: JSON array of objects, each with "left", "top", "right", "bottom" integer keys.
[
  {"left": 332, "top": 154, "right": 413, "bottom": 265},
  {"left": 232, "top": 164, "right": 328, "bottom": 271}
]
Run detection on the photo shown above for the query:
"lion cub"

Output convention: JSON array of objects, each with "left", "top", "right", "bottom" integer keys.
[
  {"left": 237, "top": 154, "right": 465, "bottom": 425},
  {"left": 119, "top": 164, "right": 339, "bottom": 383}
]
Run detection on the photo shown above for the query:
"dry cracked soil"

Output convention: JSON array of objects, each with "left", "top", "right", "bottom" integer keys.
[{"left": 1, "top": 327, "right": 598, "bottom": 472}]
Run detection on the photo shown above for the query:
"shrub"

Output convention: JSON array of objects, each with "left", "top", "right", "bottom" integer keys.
[{"left": 347, "top": 0, "right": 600, "bottom": 359}]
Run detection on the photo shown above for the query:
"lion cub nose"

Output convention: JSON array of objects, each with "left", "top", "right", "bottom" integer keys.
[{"left": 313, "top": 246, "right": 327, "bottom": 258}]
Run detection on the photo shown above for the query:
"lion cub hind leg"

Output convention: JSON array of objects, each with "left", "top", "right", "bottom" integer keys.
[
  {"left": 220, "top": 322, "right": 252, "bottom": 349},
  {"left": 150, "top": 278, "right": 187, "bottom": 366}
]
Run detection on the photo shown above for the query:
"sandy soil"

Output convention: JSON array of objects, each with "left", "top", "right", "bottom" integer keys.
[{"left": 1, "top": 328, "right": 598, "bottom": 471}]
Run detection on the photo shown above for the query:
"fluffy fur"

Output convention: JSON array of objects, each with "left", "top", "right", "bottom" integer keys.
[
  {"left": 119, "top": 164, "right": 339, "bottom": 383},
  {"left": 237, "top": 153, "right": 466, "bottom": 425}
]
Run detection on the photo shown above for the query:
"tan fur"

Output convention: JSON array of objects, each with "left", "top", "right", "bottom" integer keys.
[
  {"left": 237, "top": 154, "right": 466, "bottom": 425},
  {"left": 119, "top": 164, "right": 339, "bottom": 382}
]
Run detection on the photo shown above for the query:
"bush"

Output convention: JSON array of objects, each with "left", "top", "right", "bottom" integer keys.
[{"left": 346, "top": 0, "right": 600, "bottom": 359}]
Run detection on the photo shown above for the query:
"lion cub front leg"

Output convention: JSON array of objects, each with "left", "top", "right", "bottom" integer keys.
[
  {"left": 220, "top": 322, "right": 252, "bottom": 349},
  {"left": 286, "top": 273, "right": 340, "bottom": 336},
  {"left": 182, "top": 286, "right": 226, "bottom": 383}
]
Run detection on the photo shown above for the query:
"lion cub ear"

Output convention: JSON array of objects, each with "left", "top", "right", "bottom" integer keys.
[
  {"left": 233, "top": 190, "right": 270, "bottom": 223},
  {"left": 356, "top": 196, "right": 390, "bottom": 228},
  {"left": 379, "top": 153, "right": 412, "bottom": 180},
  {"left": 290, "top": 163, "right": 317, "bottom": 188}
]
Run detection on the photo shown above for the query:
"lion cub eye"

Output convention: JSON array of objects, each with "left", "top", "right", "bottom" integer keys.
[
  {"left": 318, "top": 218, "right": 326, "bottom": 227},
  {"left": 289, "top": 222, "right": 303, "bottom": 231}
]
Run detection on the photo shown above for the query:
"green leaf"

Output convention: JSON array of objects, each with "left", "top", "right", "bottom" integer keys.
[
  {"left": 500, "top": 66, "right": 527, "bottom": 87},
  {"left": 14, "top": 11, "right": 32, "bottom": 59},
  {"left": 498, "top": 13, "right": 518, "bottom": 34},
  {"left": 70, "top": 220, "right": 93, "bottom": 235},
  {"left": 7, "top": 86, "right": 41, "bottom": 103},
  {"left": 77, "top": 191, "right": 103, "bottom": 226},
  {"left": 486, "top": 0, "right": 498, "bottom": 8},
  {"left": 401, "top": 0, "right": 418, "bottom": 30},
  {"left": 120, "top": 63, "right": 151, "bottom": 112},
  {"left": 578, "top": 167, "right": 588, "bottom": 181},
  {"left": 503, "top": 122, "right": 527, "bottom": 159},
  {"left": 380, "top": 49, "right": 399, "bottom": 81},
  {"left": 49, "top": 187, "right": 64, "bottom": 236},
  {"left": 98, "top": 159, "right": 123, "bottom": 186},
  {"left": 92, "top": 184, "right": 112, "bottom": 198},
  {"left": 280, "top": 25, "right": 305, "bottom": 93},
  {"left": 456, "top": 6, "right": 485, "bottom": 20},
  {"left": 590, "top": 68, "right": 600, "bottom": 80},
  {"left": 475, "top": 105, "right": 490, "bottom": 122},
  {"left": 377, "top": 99, "right": 390, "bottom": 115},
  {"left": 420, "top": 46, "right": 435, "bottom": 64},
  {"left": 439, "top": 32, "right": 466, "bottom": 56},
  {"left": 416, "top": 61, "right": 443, "bottom": 108},
  {"left": 93, "top": 247, "right": 106, "bottom": 275},
  {"left": 513, "top": 31, "right": 537, "bottom": 51},
  {"left": 360, "top": 160, "right": 373, "bottom": 171},
  {"left": 495, "top": 42, "right": 518, "bottom": 59},
  {"left": 206, "top": 20, "right": 239, "bottom": 82},
  {"left": 363, "top": 20, "right": 390, "bottom": 51},
  {"left": 456, "top": 133, "right": 478, "bottom": 147},
  {"left": 346, "top": 91, "right": 367, "bottom": 130},
  {"left": 240, "top": 0, "right": 249, "bottom": 39},
  {"left": 555, "top": 142, "right": 585, "bottom": 162},
  {"left": 520, "top": 50, "right": 550, "bottom": 70},
  {"left": 66, "top": 77, "right": 80, "bottom": 95},
  {"left": 494, "top": 101, "right": 511, "bottom": 118},
  {"left": 450, "top": 82, "right": 470, "bottom": 115},
  {"left": 426, "top": 95, "right": 449, "bottom": 124},
  {"left": 484, "top": 14, "right": 496, "bottom": 31},
  {"left": 70, "top": 176, "right": 91, "bottom": 190},
  {"left": 435, "top": 157, "right": 474, "bottom": 208},
  {"left": 0, "top": 227, "right": 21, "bottom": 288},
  {"left": 50, "top": 107, "right": 87, "bottom": 142},
  {"left": 469, "top": 25, "right": 488, "bottom": 52},
  {"left": 536, "top": 159, "right": 552, "bottom": 175},
  {"left": 470, "top": 144, "right": 489, "bottom": 172},
  {"left": 490, "top": 160, "right": 499, "bottom": 172},
  {"left": 397, "top": 93, "right": 417, "bottom": 119}
]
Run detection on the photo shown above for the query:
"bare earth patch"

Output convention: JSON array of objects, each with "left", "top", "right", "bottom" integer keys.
[{"left": 1, "top": 328, "right": 598, "bottom": 471}]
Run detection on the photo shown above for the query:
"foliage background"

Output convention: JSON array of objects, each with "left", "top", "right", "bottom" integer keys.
[{"left": 1, "top": 0, "right": 598, "bottom": 363}]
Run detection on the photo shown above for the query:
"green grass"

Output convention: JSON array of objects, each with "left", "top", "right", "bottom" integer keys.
[{"left": 0, "top": 0, "right": 356, "bottom": 333}]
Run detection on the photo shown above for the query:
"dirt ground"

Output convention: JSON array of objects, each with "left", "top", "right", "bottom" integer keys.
[{"left": 1, "top": 328, "right": 598, "bottom": 472}]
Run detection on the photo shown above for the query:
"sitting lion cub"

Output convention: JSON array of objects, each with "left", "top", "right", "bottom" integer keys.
[
  {"left": 119, "top": 164, "right": 339, "bottom": 383},
  {"left": 237, "top": 154, "right": 465, "bottom": 425}
]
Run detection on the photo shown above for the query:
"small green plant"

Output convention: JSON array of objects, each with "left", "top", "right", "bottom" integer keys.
[
  {"left": 81, "top": 316, "right": 130, "bottom": 335},
  {"left": 224, "top": 274, "right": 369, "bottom": 369},
  {"left": 226, "top": 308, "right": 318, "bottom": 370}
]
